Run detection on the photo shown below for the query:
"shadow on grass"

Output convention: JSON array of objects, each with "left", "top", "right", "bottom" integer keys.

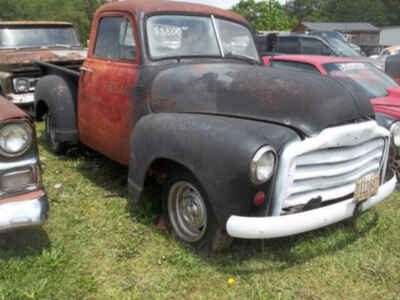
[
  {"left": 207, "top": 211, "right": 379, "bottom": 274},
  {"left": 0, "top": 228, "right": 51, "bottom": 260}
]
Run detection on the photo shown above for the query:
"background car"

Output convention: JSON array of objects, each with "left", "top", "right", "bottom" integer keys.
[{"left": 256, "top": 33, "right": 383, "bottom": 70}]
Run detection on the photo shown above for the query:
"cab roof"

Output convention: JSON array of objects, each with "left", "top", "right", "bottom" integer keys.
[{"left": 97, "top": 0, "right": 247, "bottom": 24}]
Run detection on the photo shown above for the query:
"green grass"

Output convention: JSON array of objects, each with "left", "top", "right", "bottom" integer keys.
[{"left": 0, "top": 122, "right": 399, "bottom": 300}]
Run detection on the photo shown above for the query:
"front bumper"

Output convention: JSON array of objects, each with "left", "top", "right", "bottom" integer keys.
[
  {"left": 8, "top": 92, "right": 34, "bottom": 105},
  {"left": 0, "top": 189, "right": 48, "bottom": 233},
  {"left": 226, "top": 175, "right": 396, "bottom": 239}
]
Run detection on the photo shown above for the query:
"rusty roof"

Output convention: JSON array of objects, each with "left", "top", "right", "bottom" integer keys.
[
  {"left": 98, "top": 0, "right": 247, "bottom": 24},
  {"left": 0, "top": 21, "right": 73, "bottom": 26}
]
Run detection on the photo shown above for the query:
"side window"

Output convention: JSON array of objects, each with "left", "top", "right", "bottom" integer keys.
[
  {"left": 270, "top": 60, "right": 320, "bottom": 73},
  {"left": 94, "top": 17, "right": 137, "bottom": 61},
  {"left": 301, "top": 38, "right": 325, "bottom": 55},
  {"left": 276, "top": 36, "right": 299, "bottom": 54}
]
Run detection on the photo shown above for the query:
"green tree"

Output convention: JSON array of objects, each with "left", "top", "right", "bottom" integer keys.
[
  {"left": 285, "top": 0, "right": 325, "bottom": 22},
  {"left": 232, "top": 0, "right": 295, "bottom": 31},
  {"left": 320, "top": 0, "right": 387, "bottom": 26}
]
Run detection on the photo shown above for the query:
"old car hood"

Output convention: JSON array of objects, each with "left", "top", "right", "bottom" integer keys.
[
  {"left": 150, "top": 63, "right": 374, "bottom": 136},
  {"left": 0, "top": 48, "right": 86, "bottom": 71},
  {"left": 0, "top": 95, "right": 28, "bottom": 121}
]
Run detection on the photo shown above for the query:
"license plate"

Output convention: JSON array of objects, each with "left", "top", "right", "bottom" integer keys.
[{"left": 354, "top": 173, "right": 380, "bottom": 203}]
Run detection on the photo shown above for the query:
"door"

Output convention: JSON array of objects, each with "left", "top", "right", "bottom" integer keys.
[{"left": 78, "top": 14, "right": 139, "bottom": 165}]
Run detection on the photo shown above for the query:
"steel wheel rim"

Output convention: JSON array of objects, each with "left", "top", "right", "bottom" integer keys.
[{"left": 168, "top": 181, "right": 207, "bottom": 242}]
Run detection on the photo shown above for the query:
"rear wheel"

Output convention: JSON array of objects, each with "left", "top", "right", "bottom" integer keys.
[
  {"left": 45, "top": 113, "right": 67, "bottom": 155},
  {"left": 163, "top": 171, "right": 232, "bottom": 252}
]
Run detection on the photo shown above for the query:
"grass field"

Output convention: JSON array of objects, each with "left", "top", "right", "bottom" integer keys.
[{"left": 0, "top": 122, "right": 399, "bottom": 300}]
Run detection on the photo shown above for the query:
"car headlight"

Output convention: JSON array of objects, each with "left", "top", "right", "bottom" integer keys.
[
  {"left": 0, "top": 122, "right": 33, "bottom": 157},
  {"left": 250, "top": 146, "right": 276, "bottom": 185},
  {"left": 391, "top": 122, "right": 400, "bottom": 147},
  {"left": 12, "top": 78, "right": 32, "bottom": 93}
]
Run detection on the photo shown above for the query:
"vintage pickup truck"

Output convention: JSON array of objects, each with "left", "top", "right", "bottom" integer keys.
[
  {"left": 0, "top": 21, "right": 86, "bottom": 114},
  {"left": 34, "top": 0, "right": 397, "bottom": 251},
  {"left": 0, "top": 97, "right": 48, "bottom": 233}
]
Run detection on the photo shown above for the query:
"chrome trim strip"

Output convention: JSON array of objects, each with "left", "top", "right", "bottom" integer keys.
[{"left": 211, "top": 15, "right": 225, "bottom": 58}]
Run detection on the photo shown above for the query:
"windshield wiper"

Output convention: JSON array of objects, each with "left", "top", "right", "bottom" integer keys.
[{"left": 224, "top": 52, "right": 258, "bottom": 64}]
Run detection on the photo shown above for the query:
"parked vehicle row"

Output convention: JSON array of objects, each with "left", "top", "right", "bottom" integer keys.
[
  {"left": 256, "top": 33, "right": 384, "bottom": 70},
  {"left": 26, "top": 0, "right": 398, "bottom": 252},
  {"left": 0, "top": 0, "right": 398, "bottom": 253}
]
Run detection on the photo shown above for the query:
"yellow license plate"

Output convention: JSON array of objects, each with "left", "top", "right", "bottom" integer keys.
[{"left": 354, "top": 173, "right": 380, "bottom": 203}]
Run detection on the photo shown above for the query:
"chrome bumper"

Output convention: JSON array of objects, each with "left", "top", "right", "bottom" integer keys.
[
  {"left": 8, "top": 92, "right": 34, "bottom": 105},
  {"left": 226, "top": 175, "right": 396, "bottom": 239},
  {"left": 0, "top": 190, "right": 48, "bottom": 233}
]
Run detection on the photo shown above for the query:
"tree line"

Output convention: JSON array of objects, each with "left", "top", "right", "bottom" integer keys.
[
  {"left": 233, "top": 0, "right": 400, "bottom": 31},
  {"left": 0, "top": 0, "right": 398, "bottom": 40}
]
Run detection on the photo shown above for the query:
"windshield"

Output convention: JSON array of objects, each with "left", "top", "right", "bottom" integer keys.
[
  {"left": 314, "top": 31, "right": 346, "bottom": 43},
  {"left": 324, "top": 37, "right": 361, "bottom": 57},
  {"left": 324, "top": 62, "right": 399, "bottom": 98},
  {"left": 0, "top": 26, "right": 80, "bottom": 49},
  {"left": 147, "top": 15, "right": 259, "bottom": 62}
]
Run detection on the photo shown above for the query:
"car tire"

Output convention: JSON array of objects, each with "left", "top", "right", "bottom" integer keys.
[
  {"left": 163, "top": 171, "right": 232, "bottom": 252},
  {"left": 45, "top": 113, "right": 67, "bottom": 155}
]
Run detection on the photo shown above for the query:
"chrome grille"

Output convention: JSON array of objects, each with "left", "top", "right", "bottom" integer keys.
[
  {"left": 272, "top": 121, "right": 390, "bottom": 216},
  {"left": 284, "top": 138, "right": 385, "bottom": 208}
]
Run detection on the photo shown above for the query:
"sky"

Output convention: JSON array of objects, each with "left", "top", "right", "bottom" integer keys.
[{"left": 172, "top": 0, "right": 287, "bottom": 9}]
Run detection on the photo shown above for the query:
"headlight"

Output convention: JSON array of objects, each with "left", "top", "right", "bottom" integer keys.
[
  {"left": 12, "top": 78, "right": 34, "bottom": 93},
  {"left": 0, "top": 122, "right": 33, "bottom": 157},
  {"left": 250, "top": 146, "right": 276, "bottom": 185},
  {"left": 391, "top": 122, "right": 400, "bottom": 147}
]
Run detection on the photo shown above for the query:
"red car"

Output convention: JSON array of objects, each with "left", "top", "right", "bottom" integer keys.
[{"left": 264, "top": 55, "right": 400, "bottom": 120}]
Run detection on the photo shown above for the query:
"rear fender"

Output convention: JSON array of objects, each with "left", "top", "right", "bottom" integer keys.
[{"left": 34, "top": 74, "right": 79, "bottom": 144}]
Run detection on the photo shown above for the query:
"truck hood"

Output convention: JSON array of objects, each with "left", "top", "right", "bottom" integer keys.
[
  {"left": 150, "top": 63, "right": 374, "bottom": 136},
  {"left": 0, "top": 48, "right": 86, "bottom": 71}
]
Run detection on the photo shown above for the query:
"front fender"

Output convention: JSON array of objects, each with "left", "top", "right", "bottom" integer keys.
[{"left": 129, "top": 113, "right": 298, "bottom": 223}]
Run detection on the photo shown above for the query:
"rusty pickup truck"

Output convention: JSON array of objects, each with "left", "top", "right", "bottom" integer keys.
[
  {"left": 0, "top": 97, "right": 48, "bottom": 232},
  {"left": 34, "top": 0, "right": 397, "bottom": 251},
  {"left": 0, "top": 21, "right": 86, "bottom": 114}
]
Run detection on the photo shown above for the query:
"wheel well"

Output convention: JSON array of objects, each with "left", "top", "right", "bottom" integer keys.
[
  {"left": 35, "top": 100, "right": 49, "bottom": 121},
  {"left": 142, "top": 158, "right": 195, "bottom": 200}
]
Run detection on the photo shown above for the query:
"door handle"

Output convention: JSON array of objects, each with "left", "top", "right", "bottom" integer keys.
[{"left": 80, "top": 66, "right": 93, "bottom": 73}]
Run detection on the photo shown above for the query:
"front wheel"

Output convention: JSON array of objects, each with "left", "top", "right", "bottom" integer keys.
[
  {"left": 163, "top": 171, "right": 232, "bottom": 252},
  {"left": 45, "top": 113, "right": 67, "bottom": 155}
]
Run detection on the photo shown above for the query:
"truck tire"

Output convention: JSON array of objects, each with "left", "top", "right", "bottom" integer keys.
[
  {"left": 45, "top": 113, "right": 67, "bottom": 155},
  {"left": 163, "top": 171, "right": 232, "bottom": 252}
]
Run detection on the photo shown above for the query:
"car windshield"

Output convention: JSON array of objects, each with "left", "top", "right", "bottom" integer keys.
[
  {"left": 146, "top": 15, "right": 259, "bottom": 62},
  {"left": 314, "top": 31, "right": 346, "bottom": 43},
  {"left": 0, "top": 26, "right": 80, "bottom": 49},
  {"left": 324, "top": 62, "right": 399, "bottom": 98},
  {"left": 324, "top": 37, "right": 361, "bottom": 57}
]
